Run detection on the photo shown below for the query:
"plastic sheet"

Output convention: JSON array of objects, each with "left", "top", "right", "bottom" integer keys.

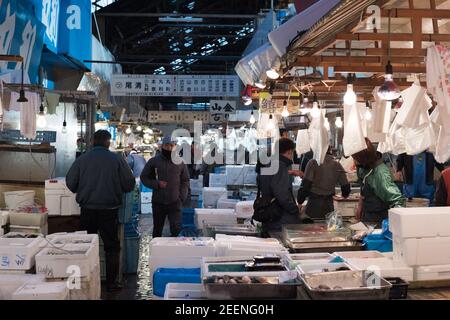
[
  {"left": 343, "top": 103, "right": 366, "bottom": 157},
  {"left": 296, "top": 129, "right": 311, "bottom": 155},
  {"left": 309, "top": 111, "right": 329, "bottom": 165}
]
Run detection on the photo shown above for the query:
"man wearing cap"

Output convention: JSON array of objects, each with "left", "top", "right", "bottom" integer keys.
[{"left": 140, "top": 135, "right": 190, "bottom": 237}]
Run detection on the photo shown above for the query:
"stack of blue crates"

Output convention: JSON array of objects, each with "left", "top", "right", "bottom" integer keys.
[
  {"left": 122, "top": 186, "right": 141, "bottom": 274},
  {"left": 363, "top": 234, "right": 393, "bottom": 252}
]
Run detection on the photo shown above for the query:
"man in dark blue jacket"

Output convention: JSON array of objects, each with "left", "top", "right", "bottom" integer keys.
[{"left": 66, "top": 130, "right": 135, "bottom": 291}]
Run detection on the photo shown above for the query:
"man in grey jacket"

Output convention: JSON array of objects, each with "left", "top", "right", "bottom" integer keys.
[
  {"left": 140, "top": 136, "right": 190, "bottom": 237},
  {"left": 66, "top": 130, "right": 135, "bottom": 291},
  {"left": 258, "top": 138, "right": 301, "bottom": 237}
]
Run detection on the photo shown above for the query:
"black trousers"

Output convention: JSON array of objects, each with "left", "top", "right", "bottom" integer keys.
[
  {"left": 80, "top": 208, "right": 120, "bottom": 285},
  {"left": 152, "top": 202, "right": 182, "bottom": 238}
]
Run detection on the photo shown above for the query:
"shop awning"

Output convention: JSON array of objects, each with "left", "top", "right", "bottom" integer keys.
[
  {"left": 234, "top": 43, "right": 278, "bottom": 86},
  {"left": 268, "top": 0, "right": 341, "bottom": 57}
]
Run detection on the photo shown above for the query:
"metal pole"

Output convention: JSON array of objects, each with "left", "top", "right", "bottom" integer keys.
[{"left": 86, "top": 100, "right": 96, "bottom": 151}]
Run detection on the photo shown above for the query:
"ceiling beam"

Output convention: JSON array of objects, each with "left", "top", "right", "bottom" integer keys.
[
  {"left": 333, "top": 65, "right": 425, "bottom": 73},
  {"left": 96, "top": 12, "right": 259, "bottom": 19},
  {"left": 118, "top": 54, "right": 242, "bottom": 61},
  {"left": 335, "top": 33, "right": 450, "bottom": 42},
  {"left": 366, "top": 48, "right": 427, "bottom": 56},
  {"left": 381, "top": 9, "right": 450, "bottom": 19},
  {"left": 294, "top": 55, "right": 425, "bottom": 65}
]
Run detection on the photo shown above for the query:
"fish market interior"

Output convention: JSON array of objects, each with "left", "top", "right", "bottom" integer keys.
[{"left": 3, "top": 0, "right": 450, "bottom": 302}]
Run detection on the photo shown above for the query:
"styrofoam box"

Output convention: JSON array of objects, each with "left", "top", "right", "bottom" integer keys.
[
  {"left": 202, "top": 256, "right": 288, "bottom": 278},
  {"left": 225, "top": 166, "right": 245, "bottom": 186},
  {"left": 9, "top": 212, "right": 47, "bottom": 227},
  {"left": 45, "top": 234, "right": 99, "bottom": 257},
  {"left": 414, "top": 264, "right": 450, "bottom": 281},
  {"left": 335, "top": 251, "right": 385, "bottom": 260},
  {"left": 235, "top": 201, "right": 254, "bottom": 219},
  {"left": 389, "top": 207, "right": 450, "bottom": 239},
  {"left": 202, "top": 187, "right": 228, "bottom": 208},
  {"left": 0, "top": 273, "right": 46, "bottom": 300},
  {"left": 216, "top": 246, "right": 287, "bottom": 257},
  {"left": 345, "top": 257, "right": 414, "bottom": 282},
  {"left": 215, "top": 234, "right": 283, "bottom": 247},
  {"left": 283, "top": 253, "right": 334, "bottom": 269},
  {"left": 0, "top": 211, "right": 9, "bottom": 226},
  {"left": 36, "top": 244, "right": 97, "bottom": 279},
  {"left": 12, "top": 281, "right": 69, "bottom": 300},
  {"left": 150, "top": 237, "right": 216, "bottom": 258},
  {"left": 217, "top": 197, "right": 239, "bottom": 210},
  {"left": 194, "top": 208, "right": 236, "bottom": 229},
  {"left": 393, "top": 236, "right": 450, "bottom": 266},
  {"left": 164, "top": 283, "right": 207, "bottom": 300},
  {"left": 0, "top": 237, "right": 44, "bottom": 270},
  {"left": 333, "top": 199, "right": 358, "bottom": 217},
  {"left": 209, "top": 174, "right": 227, "bottom": 188},
  {"left": 141, "top": 192, "right": 152, "bottom": 203},
  {"left": 3, "top": 191, "right": 35, "bottom": 210}
]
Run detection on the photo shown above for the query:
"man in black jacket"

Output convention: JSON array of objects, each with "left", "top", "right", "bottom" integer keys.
[
  {"left": 396, "top": 152, "right": 445, "bottom": 204},
  {"left": 66, "top": 130, "right": 136, "bottom": 291},
  {"left": 258, "top": 138, "right": 301, "bottom": 236},
  {"left": 140, "top": 136, "right": 190, "bottom": 238}
]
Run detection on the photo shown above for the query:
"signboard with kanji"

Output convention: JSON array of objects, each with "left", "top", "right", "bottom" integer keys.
[
  {"left": 209, "top": 100, "right": 237, "bottom": 123},
  {"left": 111, "top": 74, "right": 240, "bottom": 97}
]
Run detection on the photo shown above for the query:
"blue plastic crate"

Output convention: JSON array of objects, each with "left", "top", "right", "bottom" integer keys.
[
  {"left": 178, "top": 225, "right": 198, "bottom": 237},
  {"left": 364, "top": 234, "right": 393, "bottom": 252},
  {"left": 182, "top": 208, "right": 195, "bottom": 226},
  {"left": 153, "top": 268, "right": 201, "bottom": 297},
  {"left": 214, "top": 166, "right": 226, "bottom": 174}
]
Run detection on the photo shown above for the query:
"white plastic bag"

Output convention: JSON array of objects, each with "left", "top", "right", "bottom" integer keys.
[
  {"left": 396, "top": 84, "right": 432, "bottom": 128},
  {"left": 308, "top": 111, "right": 329, "bottom": 165},
  {"left": 244, "top": 128, "right": 258, "bottom": 154},
  {"left": 434, "top": 126, "right": 450, "bottom": 163},
  {"left": 404, "top": 123, "right": 436, "bottom": 155},
  {"left": 296, "top": 129, "right": 311, "bottom": 155},
  {"left": 372, "top": 87, "right": 392, "bottom": 134},
  {"left": 343, "top": 103, "right": 367, "bottom": 157}
]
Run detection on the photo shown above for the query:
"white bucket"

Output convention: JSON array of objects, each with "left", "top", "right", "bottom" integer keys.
[{"left": 3, "top": 191, "right": 35, "bottom": 210}]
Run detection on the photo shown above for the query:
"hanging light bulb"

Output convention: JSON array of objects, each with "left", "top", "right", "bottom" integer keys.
[
  {"left": 136, "top": 124, "right": 142, "bottom": 132},
  {"left": 310, "top": 93, "right": 321, "bottom": 118},
  {"left": 365, "top": 101, "right": 373, "bottom": 120},
  {"left": 378, "top": 61, "right": 401, "bottom": 101},
  {"left": 242, "top": 84, "right": 253, "bottom": 105},
  {"left": 335, "top": 116, "right": 343, "bottom": 128},
  {"left": 254, "top": 79, "right": 266, "bottom": 89},
  {"left": 267, "top": 114, "right": 275, "bottom": 130},
  {"left": 343, "top": 74, "right": 357, "bottom": 105},
  {"left": 244, "top": 98, "right": 253, "bottom": 106},
  {"left": 36, "top": 103, "right": 47, "bottom": 128},
  {"left": 125, "top": 127, "right": 132, "bottom": 135},
  {"left": 96, "top": 102, "right": 103, "bottom": 116},
  {"left": 266, "top": 67, "right": 280, "bottom": 80},
  {"left": 61, "top": 120, "right": 67, "bottom": 134},
  {"left": 249, "top": 111, "right": 256, "bottom": 125},
  {"left": 281, "top": 100, "right": 289, "bottom": 117}
]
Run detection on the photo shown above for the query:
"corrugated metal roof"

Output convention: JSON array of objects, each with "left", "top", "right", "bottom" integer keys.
[{"left": 286, "top": 0, "right": 379, "bottom": 60}]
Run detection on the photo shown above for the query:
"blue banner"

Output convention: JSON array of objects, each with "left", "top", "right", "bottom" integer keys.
[
  {"left": 0, "top": 0, "right": 45, "bottom": 84},
  {"left": 57, "top": 0, "right": 92, "bottom": 67},
  {"left": 33, "top": 0, "right": 60, "bottom": 53}
]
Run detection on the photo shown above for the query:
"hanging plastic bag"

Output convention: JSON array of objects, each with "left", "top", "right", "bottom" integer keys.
[
  {"left": 226, "top": 127, "right": 238, "bottom": 150},
  {"left": 326, "top": 211, "right": 343, "bottom": 231},
  {"left": 434, "top": 126, "right": 450, "bottom": 163},
  {"left": 372, "top": 87, "right": 392, "bottom": 134},
  {"left": 343, "top": 103, "right": 367, "bottom": 157},
  {"left": 308, "top": 111, "right": 329, "bottom": 165},
  {"left": 404, "top": 122, "right": 436, "bottom": 155},
  {"left": 296, "top": 129, "right": 311, "bottom": 155},
  {"left": 396, "top": 84, "right": 432, "bottom": 128}
]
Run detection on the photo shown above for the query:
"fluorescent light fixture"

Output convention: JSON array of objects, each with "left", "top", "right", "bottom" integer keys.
[{"left": 159, "top": 17, "right": 203, "bottom": 23}]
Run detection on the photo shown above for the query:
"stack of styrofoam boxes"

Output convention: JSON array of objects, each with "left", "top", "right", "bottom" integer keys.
[
  {"left": 335, "top": 250, "right": 414, "bottom": 282},
  {"left": 44, "top": 178, "right": 80, "bottom": 216},
  {"left": 36, "top": 233, "right": 100, "bottom": 300},
  {"left": 225, "top": 165, "right": 257, "bottom": 186},
  {"left": 3, "top": 191, "right": 35, "bottom": 210},
  {"left": 215, "top": 234, "right": 287, "bottom": 257},
  {"left": 0, "top": 235, "right": 49, "bottom": 300},
  {"left": 389, "top": 207, "right": 450, "bottom": 282},
  {"left": 12, "top": 282, "right": 69, "bottom": 300},
  {"left": 190, "top": 177, "right": 204, "bottom": 196},
  {"left": 194, "top": 209, "right": 237, "bottom": 230},
  {"left": 243, "top": 165, "right": 257, "bottom": 185},
  {"left": 216, "top": 196, "right": 239, "bottom": 210},
  {"left": 0, "top": 211, "right": 9, "bottom": 236},
  {"left": 8, "top": 211, "right": 48, "bottom": 236},
  {"left": 202, "top": 187, "right": 228, "bottom": 208},
  {"left": 209, "top": 174, "right": 227, "bottom": 188},
  {"left": 149, "top": 237, "right": 216, "bottom": 289},
  {"left": 235, "top": 201, "right": 254, "bottom": 220}
]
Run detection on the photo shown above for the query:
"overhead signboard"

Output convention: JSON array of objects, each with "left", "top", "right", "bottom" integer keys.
[
  {"left": 209, "top": 100, "right": 237, "bottom": 123},
  {"left": 111, "top": 74, "right": 241, "bottom": 97}
]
